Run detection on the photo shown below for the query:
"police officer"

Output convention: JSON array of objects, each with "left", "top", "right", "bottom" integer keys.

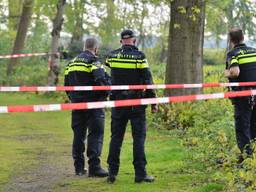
[
  {"left": 106, "top": 29, "right": 157, "bottom": 183},
  {"left": 225, "top": 28, "right": 256, "bottom": 157},
  {"left": 64, "top": 38, "right": 110, "bottom": 177}
]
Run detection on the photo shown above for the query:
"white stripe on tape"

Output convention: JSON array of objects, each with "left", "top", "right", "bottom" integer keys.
[
  {"left": 35, "top": 53, "right": 46, "bottom": 56},
  {"left": 112, "top": 85, "right": 129, "bottom": 90},
  {"left": 49, "top": 104, "right": 62, "bottom": 111},
  {"left": 74, "top": 86, "right": 93, "bottom": 91},
  {"left": 38, "top": 87, "right": 57, "bottom": 91},
  {"left": 104, "top": 101, "right": 115, "bottom": 108},
  {"left": 157, "top": 97, "right": 170, "bottom": 104},
  {"left": 196, "top": 93, "right": 224, "bottom": 100},
  {"left": 184, "top": 84, "right": 202, "bottom": 88},
  {"left": 0, "top": 87, "right": 20, "bottom": 91},
  {"left": 33, "top": 104, "right": 61, "bottom": 112},
  {"left": 147, "top": 85, "right": 166, "bottom": 89},
  {"left": 87, "top": 101, "right": 114, "bottom": 109},
  {"left": 251, "top": 90, "right": 256, "bottom": 95},
  {"left": 141, "top": 98, "right": 157, "bottom": 105},
  {"left": 221, "top": 82, "right": 239, "bottom": 87},
  {"left": 0, "top": 107, "right": 8, "bottom": 113}
]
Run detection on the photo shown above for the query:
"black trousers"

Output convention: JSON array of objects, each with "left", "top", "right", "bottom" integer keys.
[
  {"left": 107, "top": 106, "right": 147, "bottom": 177},
  {"left": 233, "top": 97, "right": 256, "bottom": 155},
  {"left": 71, "top": 108, "right": 105, "bottom": 172}
]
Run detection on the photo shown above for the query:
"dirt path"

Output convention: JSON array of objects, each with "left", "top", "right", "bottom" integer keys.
[{"left": 4, "top": 149, "right": 75, "bottom": 192}]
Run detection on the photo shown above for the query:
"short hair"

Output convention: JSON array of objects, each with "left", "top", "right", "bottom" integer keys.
[
  {"left": 229, "top": 28, "right": 244, "bottom": 44},
  {"left": 84, "top": 37, "right": 99, "bottom": 50},
  {"left": 121, "top": 29, "right": 135, "bottom": 39}
]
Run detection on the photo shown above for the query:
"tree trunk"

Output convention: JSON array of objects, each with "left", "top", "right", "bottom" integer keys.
[
  {"left": 165, "top": 0, "right": 205, "bottom": 96},
  {"left": 7, "top": 0, "right": 34, "bottom": 76},
  {"left": 47, "top": 0, "right": 66, "bottom": 86}
]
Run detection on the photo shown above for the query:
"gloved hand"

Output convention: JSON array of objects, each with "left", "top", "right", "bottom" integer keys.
[{"left": 151, "top": 104, "right": 158, "bottom": 113}]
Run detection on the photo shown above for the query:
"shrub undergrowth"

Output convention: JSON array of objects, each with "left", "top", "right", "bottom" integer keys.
[{"left": 151, "top": 65, "right": 256, "bottom": 191}]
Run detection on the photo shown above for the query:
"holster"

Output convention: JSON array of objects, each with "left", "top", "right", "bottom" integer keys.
[{"left": 249, "top": 95, "right": 256, "bottom": 108}]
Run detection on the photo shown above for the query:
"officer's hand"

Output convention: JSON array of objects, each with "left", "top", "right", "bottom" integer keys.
[
  {"left": 151, "top": 104, "right": 158, "bottom": 113},
  {"left": 224, "top": 69, "right": 230, "bottom": 77}
]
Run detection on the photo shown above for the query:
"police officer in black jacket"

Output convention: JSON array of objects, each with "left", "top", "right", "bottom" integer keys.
[
  {"left": 106, "top": 29, "right": 157, "bottom": 183},
  {"left": 225, "top": 28, "right": 256, "bottom": 157},
  {"left": 64, "top": 38, "right": 110, "bottom": 177}
]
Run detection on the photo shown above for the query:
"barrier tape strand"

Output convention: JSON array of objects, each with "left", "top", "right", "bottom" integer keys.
[
  {"left": 0, "top": 89, "right": 256, "bottom": 113},
  {"left": 1, "top": 82, "right": 256, "bottom": 92},
  {"left": 0, "top": 52, "right": 59, "bottom": 59}
]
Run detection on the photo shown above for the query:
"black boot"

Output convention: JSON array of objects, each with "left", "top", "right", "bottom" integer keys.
[
  {"left": 107, "top": 174, "right": 116, "bottom": 183},
  {"left": 135, "top": 175, "right": 155, "bottom": 183},
  {"left": 88, "top": 167, "right": 109, "bottom": 177},
  {"left": 75, "top": 169, "right": 87, "bottom": 176}
]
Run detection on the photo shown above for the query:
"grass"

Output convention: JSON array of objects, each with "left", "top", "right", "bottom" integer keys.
[
  {"left": 0, "top": 93, "right": 71, "bottom": 187},
  {"left": 0, "top": 92, "right": 224, "bottom": 191}
]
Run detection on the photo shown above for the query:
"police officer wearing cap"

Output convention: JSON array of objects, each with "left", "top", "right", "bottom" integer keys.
[
  {"left": 64, "top": 37, "right": 110, "bottom": 177},
  {"left": 106, "top": 29, "right": 157, "bottom": 183},
  {"left": 225, "top": 28, "right": 256, "bottom": 158}
]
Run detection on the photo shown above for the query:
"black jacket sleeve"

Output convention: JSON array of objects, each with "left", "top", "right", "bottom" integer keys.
[
  {"left": 92, "top": 64, "right": 111, "bottom": 86},
  {"left": 64, "top": 64, "right": 71, "bottom": 100},
  {"left": 92, "top": 63, "right": 111, "bottom": 99}
]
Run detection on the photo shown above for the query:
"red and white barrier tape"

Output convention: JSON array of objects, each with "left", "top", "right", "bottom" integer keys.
[
  {"left": 1, "top": 82, "right": 256, "bottom": 92},
  {"left": 0, "top": 52, "right": 59, "bottom": 59},
  {"left": 0, "top": 89, "right": 255, "bottom": 113}
]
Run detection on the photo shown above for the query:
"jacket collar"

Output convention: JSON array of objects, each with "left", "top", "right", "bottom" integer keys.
[
  {"left": 121, "top": 44, "right": 138, "bottom": 50},
  {"left": 234, "top": 43, "right": 246, "bottom": 48},
  {"left": 83, "top": 50, "right": 96, "bottom": 56}
]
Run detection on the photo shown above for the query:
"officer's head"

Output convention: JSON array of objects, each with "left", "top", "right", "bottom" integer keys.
[
  {"left": 84, "top": 37, "right": 99, "bottom": 55},
  {"left": 120, "top": 29, "right": 136, "bottom": 46},
  {"left": 229, "top": 28, "right": 244, "bottom": 46}
]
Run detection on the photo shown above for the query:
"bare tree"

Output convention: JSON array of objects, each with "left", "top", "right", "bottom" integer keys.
[
  {"left": 165, "top": 0, "right": 205, "bottom": 96},
  {"left": 7, "top": 0, "right": 34, "bottom": 76},
  {"left": 47, "top": 0, "right": 66, "bottom": 86}
]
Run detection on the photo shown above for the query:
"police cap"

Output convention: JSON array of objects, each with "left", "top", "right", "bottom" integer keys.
[{"left": 121, "top": 29, "right": 135, "bottom": 39}]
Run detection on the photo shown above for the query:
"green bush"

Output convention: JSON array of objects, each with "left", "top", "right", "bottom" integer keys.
[
  {"left": 0, "top": 54, "right": 69, "bottom": 86},
  {"left": 151, "top": 103, "right": 197, "bottom": 131},
  {"left": 0, "top": 31, "right": 13, "bottom": 55},
  {"left": 150, "top": 62, "right": 256, "bottom": 190},
  {"left": 152, "top": 88, "right": 256, "bottom": 190},
  {"left": 0, "top": 58, "right": 50, "bottom": 86},
  {"left": 203, "top": 48, "right": 226, "bottom": 65}
]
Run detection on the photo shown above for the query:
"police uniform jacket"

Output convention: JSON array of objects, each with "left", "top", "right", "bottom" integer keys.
[
  {"left": 106, "top": 45, "right": 156, "bottom": 99},
  {"left": 227, "top": 43, "right": 256, "bottom": 85},
  {"left": 64, "top": 50, "right": 110, "bottom": 102}
]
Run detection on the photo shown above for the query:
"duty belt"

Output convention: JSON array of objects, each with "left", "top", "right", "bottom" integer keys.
[
  {"left": 120, "top": 90, "right": 140, "bottom": 95},
  {"left": 112, "top": 90, "right": 143, "bottom": 100}
]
